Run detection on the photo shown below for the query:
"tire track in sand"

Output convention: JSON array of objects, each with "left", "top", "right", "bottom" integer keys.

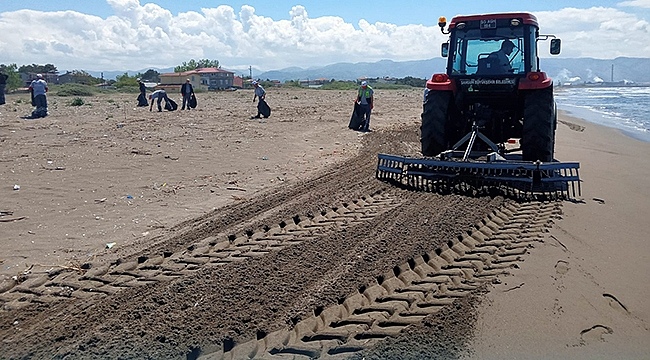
[
  {"left": 0, "top": 191, "right": 402, "bottom": 309},
  {"left": 204, "top": 200, "right": 562, "bottom": 359}
]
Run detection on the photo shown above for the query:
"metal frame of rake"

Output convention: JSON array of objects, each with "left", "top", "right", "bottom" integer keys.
[{"left": 376, "top": 124, "right": 581, "bottom": 200}]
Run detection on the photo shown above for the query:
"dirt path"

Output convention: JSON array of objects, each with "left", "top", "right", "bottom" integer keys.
[{"left": 0, "top": 88, "right": 560, "bottom": 359}]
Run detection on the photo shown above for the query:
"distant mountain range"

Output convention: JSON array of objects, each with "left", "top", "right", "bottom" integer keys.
[
  {"left": 257, "top": 57, "right": 650, "bottom": 85},
  {"left": 87, "top": 57, "right": 650, "bottom": 84}
]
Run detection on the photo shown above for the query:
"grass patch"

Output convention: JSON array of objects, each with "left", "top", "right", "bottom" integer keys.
[
  {"left": 69, "top": 97, "right": 85, "bottom": 106},
  {"left": 55, "top": 84, "right": 95, "bottom": 97}
]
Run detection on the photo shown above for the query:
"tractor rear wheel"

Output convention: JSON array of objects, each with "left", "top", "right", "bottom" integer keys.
[
  {"left": 421, "top": 90, "right": 452, "bottom": 157},
  {"left": 522, "top": 87, "right": 555, "bottom": 162}
]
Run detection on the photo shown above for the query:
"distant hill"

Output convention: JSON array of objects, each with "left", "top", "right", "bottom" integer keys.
[
  {"left": 85, "top": 57, "right": 650, "bottom": 84},
  {"left": 257, "top": 59, "right": 446, "bottom": 82},
  {"left": 257, "top": 57, "right": 650, "bottom": 84}
]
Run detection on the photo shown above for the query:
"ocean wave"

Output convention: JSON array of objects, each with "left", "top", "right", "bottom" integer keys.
[{"left": 556, "top": 86, "right": 650, "bottom": 142}]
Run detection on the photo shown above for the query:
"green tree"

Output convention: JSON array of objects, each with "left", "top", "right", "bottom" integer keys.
[
  {"left": 395, "top": 76, "right": 426, "bottom": 88},
  {"left": 114, "top": 72, "right": 138, "bottom": 88},
  {"left": 174, "top": 59, "right": 220, "bottom": 72},
  {"left": 136, "top": 69, "right": 160, "bottom": 82},
  {"left": 18, "top": 63, "right": 58, "bottom": 74},
  {"left": 0, "top": 63, "right": 23, "bottom": 91},
  {"left": 67, "top": 70, "right": 103, "bottom": 85}
]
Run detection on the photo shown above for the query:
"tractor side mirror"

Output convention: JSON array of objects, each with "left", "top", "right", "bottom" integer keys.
[
  {"left": 550, "top": 38, "right": 561, "bottom": 55},
  {"left": 441, "top": 43, "right": 449, "bottom": 58}
]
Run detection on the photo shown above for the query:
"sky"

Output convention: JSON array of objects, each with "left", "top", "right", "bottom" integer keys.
[{"left": 1, "top": 0, "right": 650, "bottom": 74}]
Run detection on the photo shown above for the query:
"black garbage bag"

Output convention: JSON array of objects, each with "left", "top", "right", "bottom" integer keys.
[
  {"left": 164, "top": 98, "right": 178, "bottom": 111},
  {"left": 189, "top": 94, "right": 197, "bottom": 109},
  {"left": 30, "top": 108, "right": 48, "bottom": 118},
  {"left": 137, "top": 93, "right": 148, "bottom": 107},
  {"left": 348, "top": 102, "right": 364, "bottom": 131},
  {"left": 258, "top": 99, "right": 271, "bottom": 118}
]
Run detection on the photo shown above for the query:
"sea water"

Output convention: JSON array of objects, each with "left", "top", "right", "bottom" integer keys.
[{"left": 555, "top": 86, "right": 650, "bottom": 142}]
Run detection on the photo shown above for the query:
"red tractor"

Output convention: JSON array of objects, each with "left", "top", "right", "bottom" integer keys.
[
  {"left": 376, "top": 13, "right": 580, "bottom": 199},
  {"left": 421, "top": 12, "right": 561, "bottom": 162}
]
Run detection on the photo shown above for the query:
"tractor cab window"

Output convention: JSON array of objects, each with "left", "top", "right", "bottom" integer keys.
[{"left": 451, "top": 28, "right": 526, "bottom": 76}]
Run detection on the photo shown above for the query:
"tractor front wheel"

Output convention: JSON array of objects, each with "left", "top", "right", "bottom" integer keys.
[
  {"left": 522, "top": 87, "right": 555, "bottom": 162},
  {"left": 421, "top": 90, "right": 452, "bottom": 157}
]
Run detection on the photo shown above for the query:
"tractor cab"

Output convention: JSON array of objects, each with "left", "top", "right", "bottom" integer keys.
[{"left": 439, "top": 13, "right": 560, "bottom": 77}]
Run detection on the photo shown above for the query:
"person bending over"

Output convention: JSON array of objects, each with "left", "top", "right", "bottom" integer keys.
[
  {"left": 149, "top": 89, "right": 170, "bottom": 112},
  {"left": 29, "top": 74, "right": 49, "bottom": 117}
]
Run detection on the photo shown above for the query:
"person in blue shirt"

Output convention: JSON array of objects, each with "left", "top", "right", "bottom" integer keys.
[
  {"left": 29, "top": 74, "right": 48, "bottom": 118},
  {"left": 251, "top": 81, "right": 269, "bottom": 118},
  {"left": 149, "top": 89, "right": 170, "bottom": 112}
]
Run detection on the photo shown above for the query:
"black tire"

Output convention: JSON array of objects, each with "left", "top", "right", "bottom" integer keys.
[
  {"left": 421, "top": 90, "right": 452, "bottom": 157},
  {"left": 522, "top": 86, "right": 555, "bottom": 162}
]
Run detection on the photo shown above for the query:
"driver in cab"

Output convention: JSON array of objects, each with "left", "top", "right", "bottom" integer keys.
[{"left": 487, "top": 39, "right": 515, "bottom": 73}]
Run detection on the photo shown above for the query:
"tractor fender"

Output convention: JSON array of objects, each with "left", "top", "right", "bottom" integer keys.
[
  {"left": 518, "top": 72, "right": 553, "bottom": 90},
  {"left": 426, "top": 73, "right": 456, "bottom": 92}
]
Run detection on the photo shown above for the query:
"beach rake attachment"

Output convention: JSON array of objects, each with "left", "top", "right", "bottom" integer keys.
[{"left": 376, "top": 155, "right": 581, "bottom": 200}]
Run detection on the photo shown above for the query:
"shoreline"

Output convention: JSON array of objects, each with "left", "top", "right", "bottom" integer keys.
[{"left": 557, "top": 104, "right": 650, "bottom": 144}]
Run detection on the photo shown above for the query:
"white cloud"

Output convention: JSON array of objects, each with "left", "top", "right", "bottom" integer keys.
[
  {"left": 536, "top": 7, "right": 650, "bottom": 58},
  {"left": 0, "top": 2, "right": 649, "bottom": 73},
  {"left": 618, "top": 0, "right": 650, "bottom": 8}
]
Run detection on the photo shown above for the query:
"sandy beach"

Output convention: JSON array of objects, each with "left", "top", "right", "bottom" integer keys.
[
  {"left": 0, "top": 88, "right": 648, "bottom": 358},
  {"left": 470, "top": 112, "right": 650, "bottom": 359}
]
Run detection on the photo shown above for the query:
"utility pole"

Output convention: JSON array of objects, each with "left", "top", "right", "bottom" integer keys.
[
  {"left": 249, "top": 66, "right": 252, "bottom": 80},
  {"left": 611, "top": 64, "right": 614, "bottom": 82}
]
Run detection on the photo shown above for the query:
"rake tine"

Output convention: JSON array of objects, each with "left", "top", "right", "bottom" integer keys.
[{"left": 377, "top": 154, "right": 580, "bottom": 201}]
